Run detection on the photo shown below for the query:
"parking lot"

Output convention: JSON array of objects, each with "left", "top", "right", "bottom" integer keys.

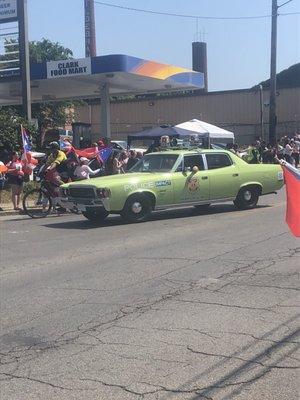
[{"left": 0, "top": 188, "right": 299, "bottom": 400}]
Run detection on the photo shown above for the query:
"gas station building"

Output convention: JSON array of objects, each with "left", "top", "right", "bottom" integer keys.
[{"left": 0, "top": 53, "right": 204, "bottom": 144}]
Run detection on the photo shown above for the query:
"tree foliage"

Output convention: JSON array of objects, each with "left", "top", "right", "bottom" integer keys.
[
  {"left": 29, "top": 38, "right": 76, "bottom": 139},
  {"left": 255, "top": 63, "right": 300, "bottom": 89},
  {"left": 0, "top": 38, "right": 78, "bottom": 149},
  {"left": 29, "top": 38, "right": 73, "bottom": 63},
  {"left": 0, "top": 107, "right": 38, "bottom": 151}
]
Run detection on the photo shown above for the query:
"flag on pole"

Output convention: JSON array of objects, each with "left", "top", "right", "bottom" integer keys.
[
  {"left": 98, "top": 147, "right": 112, "bottom": 163},
  {"left": 281, "top": 162, "right": 300, "bottom": 237},
  {"left": 60, "top": 138, "right": 73, "bottom": 152},
  {"left": 21, "top": 125, "right": 32, "bottom": 153},
  {"left": 20, "top": 125, "right": 38, "bottom": 174}
]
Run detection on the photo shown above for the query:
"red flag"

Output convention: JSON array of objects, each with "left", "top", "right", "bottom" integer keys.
[
  {"left": 21, "top": 151, "right": 38, "bottom": 175},
  {"left": 73, "top": 146, "right": 99, "bottom": 159},
  {"left": 282, "top": 162, "right": 300, "bottom": 237}
]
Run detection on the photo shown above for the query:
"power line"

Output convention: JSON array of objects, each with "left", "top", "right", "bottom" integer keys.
[
  {"left": 278, "top": 0, "right": 293, "bottom": 8},
  {"left": 94, "top": 1, "right": 300, "bottom": 20}
]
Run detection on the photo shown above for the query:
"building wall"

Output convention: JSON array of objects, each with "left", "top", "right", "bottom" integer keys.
[{"left": 76, "top": 87, "right": 300, "bottom": 145}]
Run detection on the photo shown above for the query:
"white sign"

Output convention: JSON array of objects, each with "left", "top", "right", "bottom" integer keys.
[
  {"left": 47, "top": 58, "right": 91, "bottom": 79},
  {"left": 0, "top": 0, "right": 17, "bottom": 21}
]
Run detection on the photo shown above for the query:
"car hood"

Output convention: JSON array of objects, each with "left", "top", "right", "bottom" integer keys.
[{"left": 63, "top": 172, "right": 171, "bottom": 188}]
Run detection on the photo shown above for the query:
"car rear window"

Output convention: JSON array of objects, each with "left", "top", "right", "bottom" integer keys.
[{"left": 206, "top": 153, "right": 232, "bottom": 169}]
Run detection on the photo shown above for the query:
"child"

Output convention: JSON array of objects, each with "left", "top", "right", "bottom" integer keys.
[{"left": 74, "top": 157, "right": 101, "bottom": 180}]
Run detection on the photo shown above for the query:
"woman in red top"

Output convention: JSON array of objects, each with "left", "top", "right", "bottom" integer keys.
[{"left": 6, "top": 152, "right": 24, "bottom": 210}]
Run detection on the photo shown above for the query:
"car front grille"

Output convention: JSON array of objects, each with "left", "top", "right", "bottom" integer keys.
[{"left": 69, "top": 187, "right": 96, "bottom": 199}]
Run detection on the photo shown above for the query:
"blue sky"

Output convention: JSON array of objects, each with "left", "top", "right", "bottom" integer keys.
[{"left": 27, "top": 0, "right": 299, "bottom": 91}]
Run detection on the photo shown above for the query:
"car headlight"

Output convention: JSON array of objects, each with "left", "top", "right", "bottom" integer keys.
[{"left": 96, "top": 188, "right": 111, "bottom": 198}]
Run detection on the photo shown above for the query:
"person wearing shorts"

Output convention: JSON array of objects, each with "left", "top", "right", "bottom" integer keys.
[
  {"left": 6, "top": 152, "right": 24, "bottom": 210},
  {"left": 0, "top": 161, "right": 6, "bottom": 211}
]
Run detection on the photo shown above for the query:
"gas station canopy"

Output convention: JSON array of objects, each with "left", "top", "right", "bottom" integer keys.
[{"left": 0, "top": 54, "right": 204, "bottom": 105}]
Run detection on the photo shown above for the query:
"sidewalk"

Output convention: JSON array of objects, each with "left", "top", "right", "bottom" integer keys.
[{"left": 0, "top": 203, "right": 23, "bottom": 217}]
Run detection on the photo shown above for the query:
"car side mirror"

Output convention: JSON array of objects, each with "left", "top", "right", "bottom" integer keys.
[{"left": 192, "top": 166, "right": 199, "bottom": 173}]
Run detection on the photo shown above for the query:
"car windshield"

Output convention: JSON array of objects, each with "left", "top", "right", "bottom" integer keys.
[{"left": 129, "top": 154, "right": 179, "bottom": 173}]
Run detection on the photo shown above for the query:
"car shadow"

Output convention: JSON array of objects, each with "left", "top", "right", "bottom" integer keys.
[{"left": 41, "top": 203, "right": 272, "bottom": 230}]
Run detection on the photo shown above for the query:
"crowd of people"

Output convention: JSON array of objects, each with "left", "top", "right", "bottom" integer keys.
[
  {"left": 0, "top": 133, "right": 299, "bottom": 213},
  {"left": 228, "top": 135, "right": 300, "bottom": 167},
  {"left": 0, "top": 139, "right": 143, "bottom": 212}
]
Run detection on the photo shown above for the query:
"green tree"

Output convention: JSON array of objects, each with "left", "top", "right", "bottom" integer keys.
[
  {"left": 0, "top": 38, "right": 79, "bottom": 149},
  {"left": 29, "top": 38, "right": 73, "bottom": 63},
  {"left": 29, "top": 39, "right": 76, "bottom": 147},
  {"left": 0, "top": 107, "right": 37, "bottom": 151}
]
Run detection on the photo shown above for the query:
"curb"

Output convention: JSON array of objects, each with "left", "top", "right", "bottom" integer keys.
[
  {"left": 0, "top": 210, "right": 79, "bottom": 218},
  {"left": 0, "top": 210, "right": 25, "bottom": 217}
]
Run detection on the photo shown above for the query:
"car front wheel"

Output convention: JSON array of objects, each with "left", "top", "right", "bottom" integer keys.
[
  {"left": 121, "top": 194, "right": 152, "bottom": 223},
  {"left": 82, "top": 209, "right": 109, "bottom": 222},
  {"left": 234, "top": 186, "right": 260, "bottom": 210}
]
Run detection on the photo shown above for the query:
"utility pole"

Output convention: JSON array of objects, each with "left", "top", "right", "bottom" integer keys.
[
  {"left": 18, "top": 0, "right": 32, "bottom": 121},
  {"left": 84, "top": 0, "right": 97, "bottom": 57},
  {"left": 268, "top": 0, "right": 277, "bottom": 145},
  {"left": 259, "top": 85, "right": 264, "bottom": 140}
]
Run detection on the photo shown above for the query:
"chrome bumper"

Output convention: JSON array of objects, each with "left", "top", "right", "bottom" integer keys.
[{"left": 59, "top": 196, "right": 108, "bottom": 212}]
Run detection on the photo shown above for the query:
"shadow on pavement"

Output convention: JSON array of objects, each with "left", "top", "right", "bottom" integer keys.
[{"left": 41, "top": 203, "right": 271, "bottom": 230}]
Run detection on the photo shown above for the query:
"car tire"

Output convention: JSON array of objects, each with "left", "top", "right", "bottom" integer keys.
[
  {"left": 82, "top": 209, "right": 109, "bottom": 222},
  {"left": 194, "top": 204, "right": 211, "bottom": 212},
  {"left": 121, "top": 194, "right": 152, "bottom": 223},
  {"left": 234, "top": 186, "right": 260, "bottom": 210}
]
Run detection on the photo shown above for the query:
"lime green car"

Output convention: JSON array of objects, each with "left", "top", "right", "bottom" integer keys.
[{"left": 59, "top": 149, "right": 284, "bottom": 223}]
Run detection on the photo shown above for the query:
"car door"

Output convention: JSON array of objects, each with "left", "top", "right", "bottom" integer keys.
[
  {"left": 172, "top": 154, "right": 210, "bottom": 204},
  {"left": 204, "top": 152, "right": 241, "bottom": 199}
]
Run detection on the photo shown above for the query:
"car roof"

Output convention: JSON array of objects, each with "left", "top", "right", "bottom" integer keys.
[{"left": 146, "top": 148, "right": 232, "bottom": 156}]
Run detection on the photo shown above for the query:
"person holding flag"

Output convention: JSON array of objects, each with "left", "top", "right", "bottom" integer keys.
[
  {"left": 20, "top": 125, "right": 38, "bottom": 175},
  {"left": 278, "top": 158, "right": 300, "bottom": 237}
]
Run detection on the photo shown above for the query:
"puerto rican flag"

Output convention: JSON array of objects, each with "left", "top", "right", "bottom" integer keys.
[
  {"left": 98, "top": 147, "right": 112, "bottom": 163},
  {"left": 21, "top": 125, "right": 31, "bottom": 153},
  {"left": 281, "top": 162, "right": 300, "bottom": 237},
  {"left": 60, "top": 138, "right": 73, "bottom": 152},
  {"left": 20, "top": 125, "right": 38, "bottom": 174}
]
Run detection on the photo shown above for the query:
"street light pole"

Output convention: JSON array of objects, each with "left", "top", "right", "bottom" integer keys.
[{"left": 268, "top": 0, "right": 277, "bottom": 145}]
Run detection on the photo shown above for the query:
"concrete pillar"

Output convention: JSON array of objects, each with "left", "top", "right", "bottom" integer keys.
[{"left": 100, "top": 83, "right": 111, "bottom": 138}]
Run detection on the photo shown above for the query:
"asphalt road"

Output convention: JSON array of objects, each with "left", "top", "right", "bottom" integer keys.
[{"left": 0, "top": 189, "right": 299, "bottom": 400}]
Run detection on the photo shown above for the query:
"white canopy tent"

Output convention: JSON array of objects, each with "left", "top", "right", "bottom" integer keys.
[{"left": 175, "top": 119, "right": 234, "bottom": 141}]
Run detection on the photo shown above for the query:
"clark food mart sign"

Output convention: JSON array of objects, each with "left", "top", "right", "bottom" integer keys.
[
  {"left": 0, "top": 0, "right": 17, "bottom": 21},
  {"left": 47, "top": 58, "right": 91, "bottom": 79}
]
